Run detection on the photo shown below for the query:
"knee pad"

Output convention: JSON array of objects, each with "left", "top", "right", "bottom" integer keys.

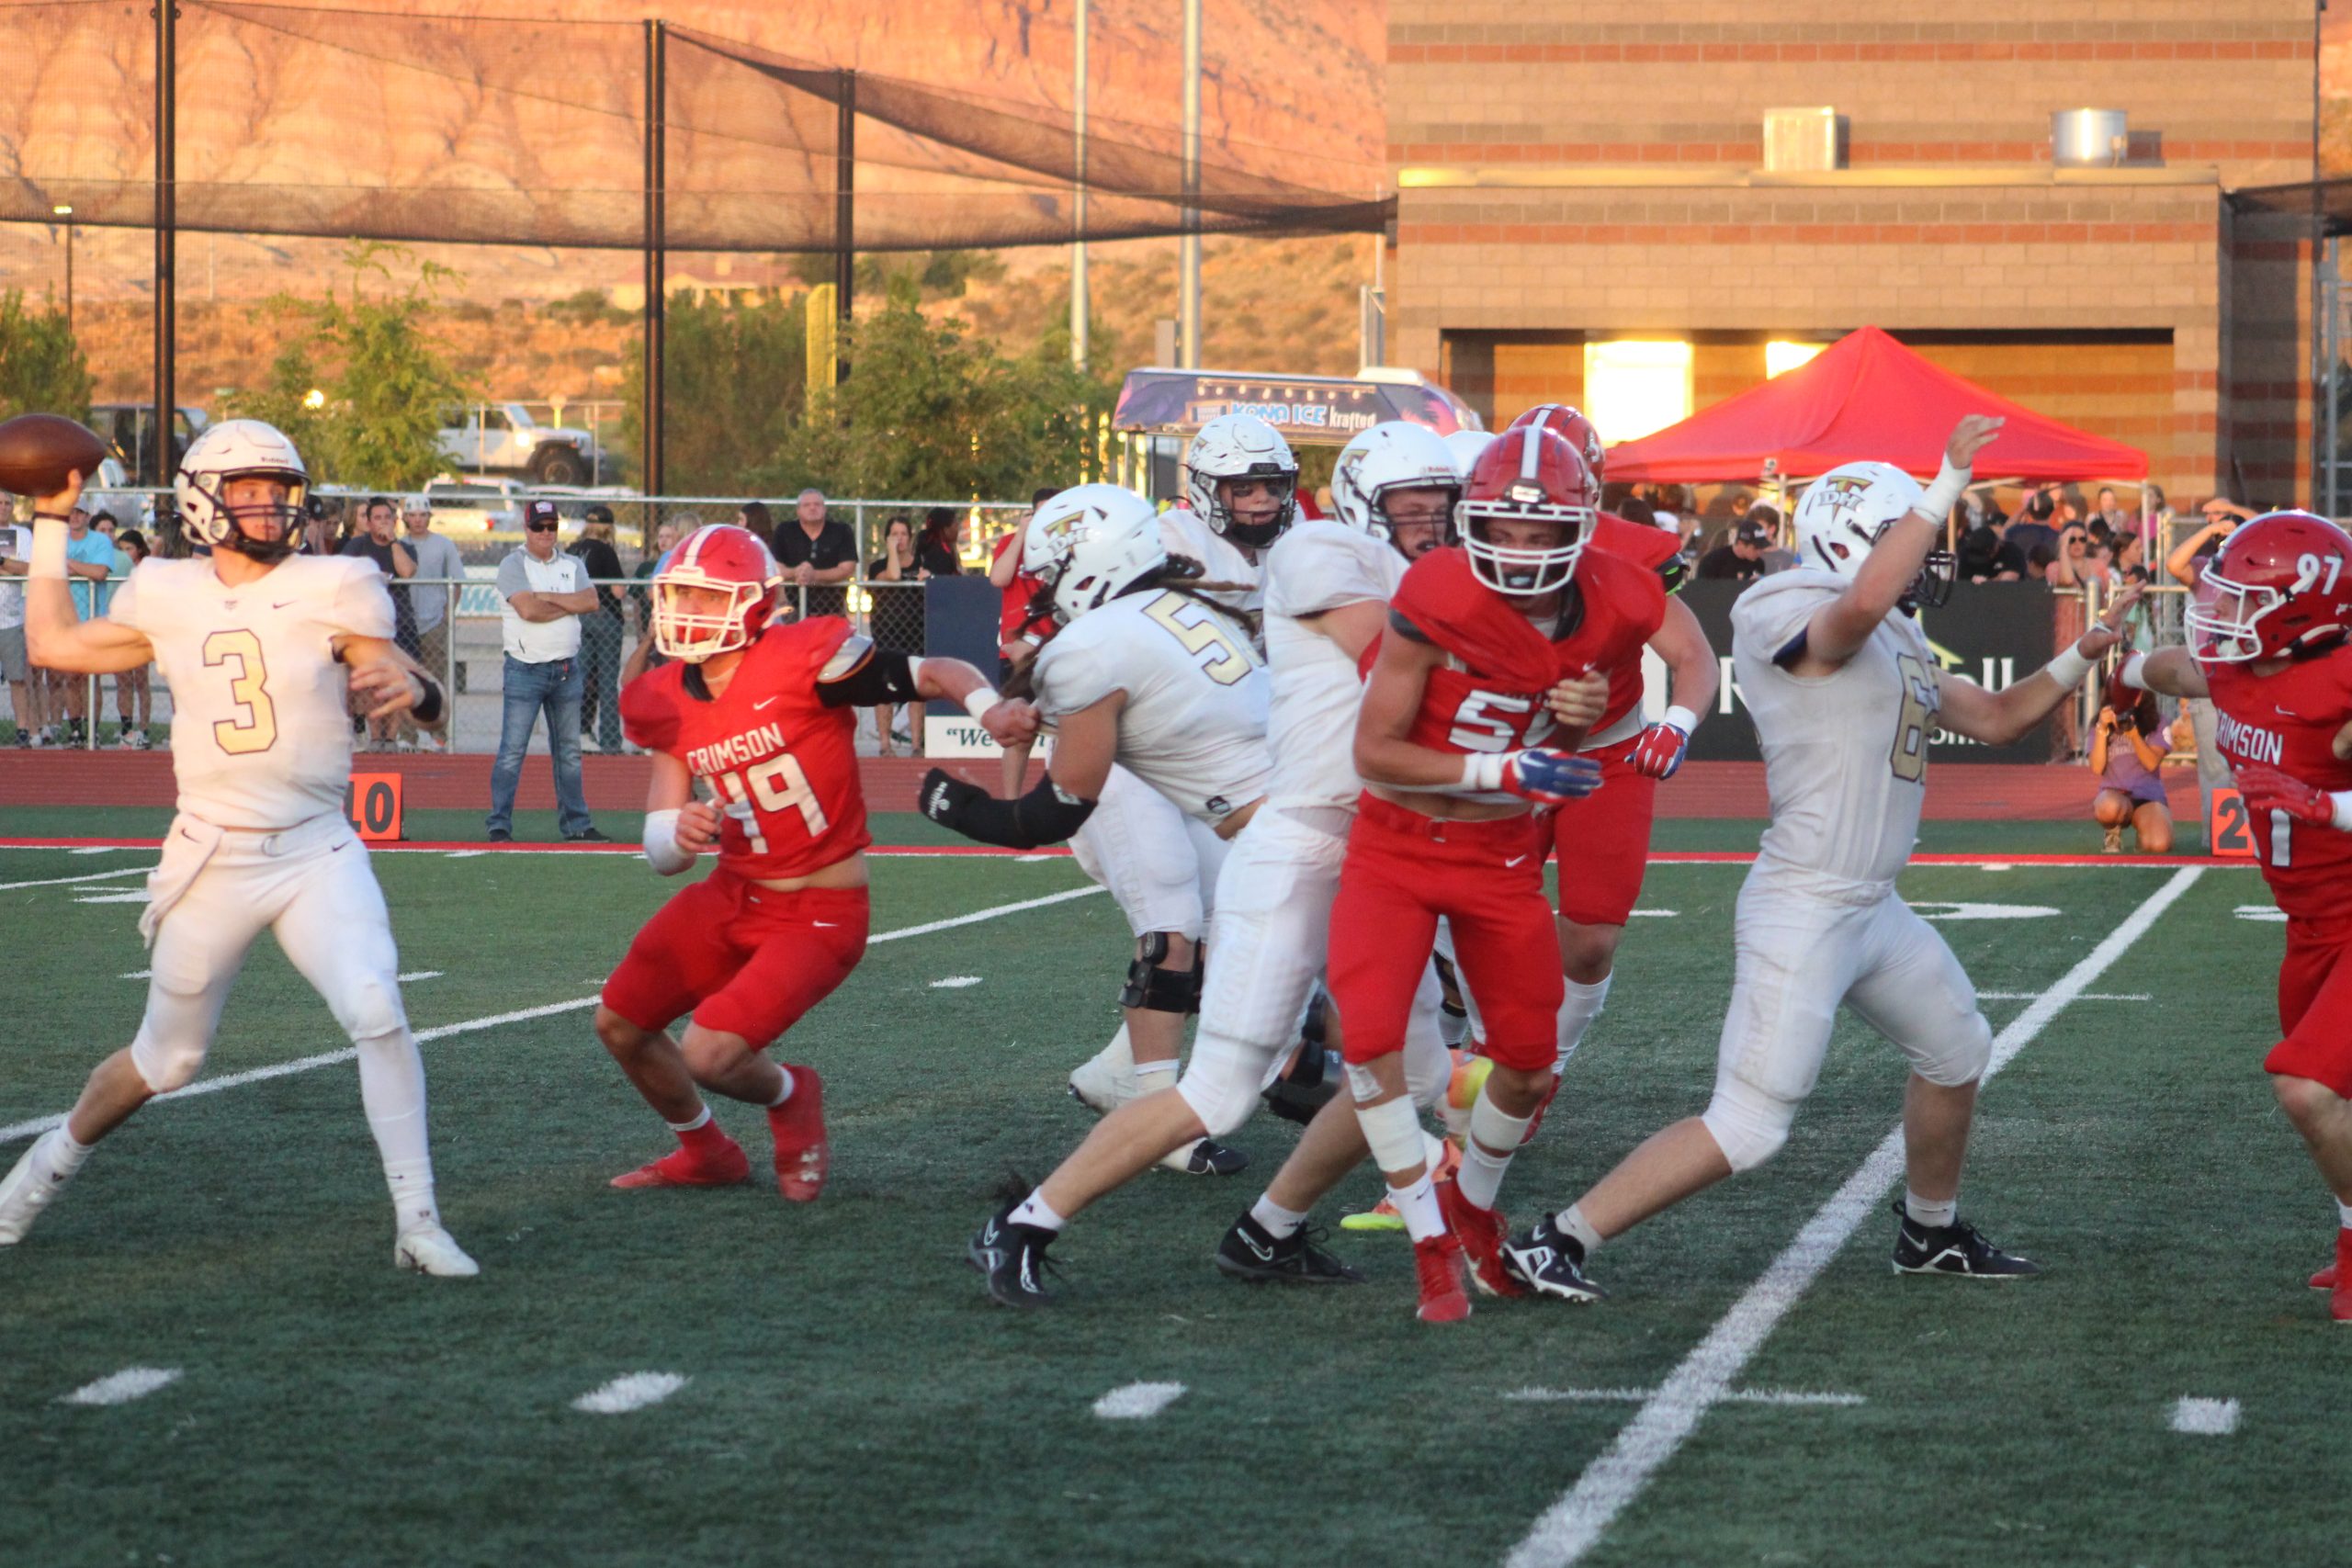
[
  {"left": 1120, "top": 932, "right": 1202, "bottom": 1015},
  {"left": 337, "top": 975, "right": 409, "bottom": 1046},
  {"left": 1701, "top": 1077, "right": 1797, "bottom": 1173},
  {"left": 130, "top": 1028, "right": 208, "bottom": 1094},
  {"left": 1911, "top": 1009, "right": 1992, "bottom": 1089}
]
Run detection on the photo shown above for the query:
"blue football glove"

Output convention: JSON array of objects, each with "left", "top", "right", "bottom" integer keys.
[{"left": 1498, "top": 748, "right": 1603, "bottom": 805}]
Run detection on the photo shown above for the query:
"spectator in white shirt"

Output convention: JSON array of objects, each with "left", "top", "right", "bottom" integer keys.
[
  {"left": 0, "top": 520, "right": 47, "bottom": 746},
  {"left": 487, "top": 499, "right": 605, "bottom": 844}
]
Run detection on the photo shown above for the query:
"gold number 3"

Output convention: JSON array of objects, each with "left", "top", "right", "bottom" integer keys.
[
  {"left": 202, "top": 629, "right": 278, "bottom": 754},
  {"left": 1890, "top": 651, "right": 1935, "bottom": 783},
  {"left": 1143, "top": 591, "right": 1258, "bottom": 685}
]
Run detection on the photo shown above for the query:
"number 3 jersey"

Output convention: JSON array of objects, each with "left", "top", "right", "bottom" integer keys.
[
  {"left": 621, "top": 616, "right": 872, "bottom": 879},
  {"left": 2205, "top": 649, "right": 2352, "bottom": 921},
  {"left": 1032, "top": 587, "right": 1272, "bottom": 826},
  {"left": 1732, "top": 569, "right": 1939, "bottom": 886},
  {"left": 107, "top": 555, "right": 393, "bottom": 830}
]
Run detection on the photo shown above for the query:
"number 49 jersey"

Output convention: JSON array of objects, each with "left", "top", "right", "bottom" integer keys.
[
  {"left": 2206, "top": 649, "right": 2352, "bottom": 921},
  {"left": 107, "top": 555, "right": 392, "bottom": 830},
  {"left": 1732, "top": 569, "right": 1939, "bottom": 887},
  {"left": 621, "top": 617, "right": 873, "bottom": 878}
]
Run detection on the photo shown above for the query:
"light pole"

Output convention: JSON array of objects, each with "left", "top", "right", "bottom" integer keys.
[{"left": 51, "top": 204, "right": 73, "bottom": 333}]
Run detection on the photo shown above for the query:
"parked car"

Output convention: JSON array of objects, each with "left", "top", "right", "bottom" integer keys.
[
  {"left": 437, "top": 403, "right": 601, "bottom": 486},
  {"left": 421, "top": 475, "right": 526, "bottom": 536},
  {"left": 92, "top": 403, "right": 209, "bottom": 489}
]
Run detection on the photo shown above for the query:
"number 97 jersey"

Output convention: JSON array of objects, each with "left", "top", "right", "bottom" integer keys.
[{"left": 621, "top": 618, "right": 873, "bottom": 878}]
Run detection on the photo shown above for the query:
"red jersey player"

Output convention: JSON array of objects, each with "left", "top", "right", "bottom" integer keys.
[
  {"left": 1327, "top": 425, "right": 1633, "bottom": 1322},
  {"left": 2129, "top": 511, "right": 2352, "bottom": 1320},
  {"left": 594, "top": 525, "right": 1037, "bottom": 1199}
]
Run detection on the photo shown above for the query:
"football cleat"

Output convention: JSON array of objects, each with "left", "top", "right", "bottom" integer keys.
[
  {"left": 967, "top": 1207, "right": 1060, "bottom": 1308},
  {"left": 1411, "top": 1234, "right": 1473, "bottom": 1324},
  {"left": 0, "top": 1129, "right": 75, "bottom": 1246},
  {"left": 1437, "top": 1178, "right": 1526, "bottom": 1298},
  {"left": 768, "top": 1067, "right": 829, "bottom": 1201},
  {"left": 1341, "top": 1141, "right": 1461, "bottom": 1232},
  {"left": 2311, "top": 1262, "right": 2338, "bottom": 1290},
  {"left": 1161, "top": 1137, "right": 1249, "bottom": 1176},
  {"left": 1499, "top": 1213, "right": 1608, "bottom": 1303},
  {"left": 609, "top": 1136, "right": 751, "bottom": 1190},
  {"left": 1214, "top": 1213, "right": 1364, "bottom": 1285},
  {"left": 1067, "top": 1046, "right": 1136, "bottom": 1115},
  {"left": 1890, "top": 1201, "right": 2041, "bottom": 1278},
  {"left": 394, "top": 1225, "right": 481, "bottom": 1278}
]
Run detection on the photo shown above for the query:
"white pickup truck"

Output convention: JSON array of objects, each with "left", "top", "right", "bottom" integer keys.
[{"left": 437, "top": 403, "right": 602, "bottom": 486}]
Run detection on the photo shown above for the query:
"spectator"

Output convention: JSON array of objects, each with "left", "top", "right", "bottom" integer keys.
[
  {"left": 107, "top": 527, "right": 155, "bottom": 749},
  {"left": 2090, "top": 689, "right": 2174, "bottom": 854},
  {"left": 0, "top": 515, "right": 43, "bottom": 746},
  {"left": 399, "top": 495, "right": 463, "bottom": 752},
  {"left": 487, "top": 498, "right": 605, "bottom": 845},
  {"left": 2111, "top": 531, "right": 2151, "bottom": 586},
  {"left": 624, "top": 515, "right": 694, "bottom": 688},
  {"left": 918, "top": 506, "right": 966, "bottom": 578},
  {"left": 301, "top": 495, "right": 344, "bottom": 558},
  {"left": 989, "top": 486, "right": 1058, "bottom": 797},
  {"left": 44, "top": 504, "right": 116, "bottom": 746},
  {"left": 2023, "top": 543, "right": 2056, "bottom": 582},
  {"left": 2007, "top": 485, "right": 2062, "bottom": 558},
  {"left": 1617, "top": 497, "right": 1658, "bottom": 528},
  {"left": 775, "top": 488, "right": 856, "bottom": 619},
  {"left": 2141, "top": 482, "right": 2172, "bottom": 534},
  {"left": 2165, "top": 497, "right": 2254, "bottom": 588},
  {"left": 2046, "top": 520, "right": 2109, "bottom": 590},
  {"left": 2092, "top": 485, "right": 2128, "bottom": 532},
  {"left": 1696, "top": 513, "right": 1777, "bottom": 582},
  {"left": 1748, "top": 503, "right": 1797, "bottom": 572},
  {"left": 865, "top": 515, "right": 922, "bottom": 757},
  {"left": 569, "top": 503, "right": 628, "bottom": 754},
  {"left": 340, "top": 497, "right": 419, "bottom": 750},
  {"left": 1955, "top": 508, "right": 2018, "bottom": 582},
  {"left": 734, "top": 500, "right": 775, "bottom": 555}
]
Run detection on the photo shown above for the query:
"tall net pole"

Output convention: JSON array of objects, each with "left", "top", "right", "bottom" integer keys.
[
  {"left": 835, "top": 68, "right": 855, "bottom": 380},
  {"left": 1179, "top": 0, "right": 1201, "bottom": 369},
  {"left": 154, "top": 0, "right": 176, "bottom": 488},
  {"left": 642, "top": 19, "right": 666, "bottom": 499},
  {"left": 1070, "top": 0, "right": 1088, "bottom": 371}
]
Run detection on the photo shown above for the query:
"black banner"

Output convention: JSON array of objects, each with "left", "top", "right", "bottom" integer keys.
[{"left": 1679, "top": 580, "right": 2062, "bottom": 765}]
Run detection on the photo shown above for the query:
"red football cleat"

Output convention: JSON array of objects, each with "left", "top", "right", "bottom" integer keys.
[
  {"left": 609, "top": 1135, "right": 750, "bottom": 1190},
  {"left": 2310, "top": 1261, "right": 2335, "bottom": 1291},
  {"left": 769, "top": 1066, "right": 829, "bottom": 1202},
  {"left": 1412, "top": 1233, "right": 1473, "bottom": 1324},
  {"left": 1439, "top": 1177, "right": 1528, "bottom": 1298},
  {"left": 2332, "top": 1230, "right": 2352, "bottom": 1323}
]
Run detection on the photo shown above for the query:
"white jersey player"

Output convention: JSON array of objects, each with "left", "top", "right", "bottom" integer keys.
[
  {"left": 1500, "top": 416, "right": 2137, "bottom": 1302},
  {"left": 0, "top": 421, "right": 475, "bottom": 1277}
]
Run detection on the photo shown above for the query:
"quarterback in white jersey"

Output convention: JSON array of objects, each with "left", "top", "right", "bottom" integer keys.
[
  {"left": 0, "top": 422, "right": 475, "bottom": 1277},
  {"left": 1502, "top": 416, "right": 2138, "bottom": 1302}
]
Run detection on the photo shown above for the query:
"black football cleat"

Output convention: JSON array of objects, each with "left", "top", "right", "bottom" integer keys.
[
  {"left": 1499, "top": 1213, "right": 1609, "bottom": 1303},
  {"left": 967, "top": 1205, "right": 1062, "bottom": 1307},
  {"left": 1890, "top": 1201, "right": 2041, "bottom": 1279},
  {"left": 1173, "top": 1138, "right": 1250, "bottom": 1176},
  {"left": 1214, "top": 1213, "right": 1364, "bottom": 1285}
]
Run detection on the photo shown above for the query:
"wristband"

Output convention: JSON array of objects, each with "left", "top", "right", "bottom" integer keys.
[
  {"left": 641, "top": 807, "right": 695, "bottom": 875},
  {"left": 2041, "top": 644, "right": 2095, "bottom": 690},
  {"left": 2118, "top": 651, "right": 2149, "bottom": 691},
  {"left": 29, "top": 518, "right": 66, "bottom": 581},
  {"left": 962, "top": 684, "right": 1002, "bottom": 724},
  {"left": 409, "top": 673, "right": 445, "bottom": 725},
  {"left": 1661, "top": 704, "right": 1701, "bottom": 736},
  {"left": 1460, "top": 753, "right": 1509, "bottom": 792},
  {"left": 1917, "top": 456, "right": 1972, "bottom": 525}
]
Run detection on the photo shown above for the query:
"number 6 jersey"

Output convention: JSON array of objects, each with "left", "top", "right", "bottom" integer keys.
[
  {"left": 621, "top": 616, "right": 872, "bottom": 878},
  {"left": 1732, "top": 569, "right": 1939, "bottom": 886},
  {"left": 106, "top": 555, "right": 394, "bottom": 830}
]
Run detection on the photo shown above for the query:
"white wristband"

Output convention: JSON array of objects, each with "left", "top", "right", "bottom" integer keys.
[
  {"left": 2119, "top": 651, "right": 2149, "bottom": 691},
  {"left": 29, "top": 518, "right": 67, "bottom": 581},
  {"left": 2332, "top": 792, "right": 2352, "bottom": 834},
  {"left": 2042, "top": 644, "right": 2095, "bottom": 690},
  {"left": 641, "top": 807, "right": 695, "bottom": 875},
  {"left": 1460, "top": 752, "right": 1509, "bottom": 792},
  {"left": 1662, "top": 704, "right": 1701, "bottom": 736},
  {"left": 962, "top": 684, "right": 1001, "bottom": 724},
  {"left": 1917, "top": 457, "right": 1972, "bottom": 525}
]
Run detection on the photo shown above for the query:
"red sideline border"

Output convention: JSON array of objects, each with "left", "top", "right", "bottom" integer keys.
[{"left": 0, "top": 836, "right": 2253, "bottom": 869}]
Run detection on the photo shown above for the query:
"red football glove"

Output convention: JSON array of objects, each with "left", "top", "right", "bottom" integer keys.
[
  {"left": 1624, "top": 719, "right": 1692, "bottom": 781},
  {"left": 2234, "top": 763, "right": 2335, "bottom": 828}
]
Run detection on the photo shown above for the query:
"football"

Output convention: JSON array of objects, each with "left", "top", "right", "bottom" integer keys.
[{"left": 0, "top": 412, "right": 107, "bottom": 500}]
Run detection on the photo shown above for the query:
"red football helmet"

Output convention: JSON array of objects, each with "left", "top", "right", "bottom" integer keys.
[
  {"left": 652, "top": 524, "right": 780, "bottom": 661},
  {"left": 1507, "top": 403, "right": 1606, "bottom": 484},
  {"left": 1458, "top": 426, "right": 1598, "bottom": 596},
  {"left": 2186, "top": 511, "right": 2352, "bottom": 664}
]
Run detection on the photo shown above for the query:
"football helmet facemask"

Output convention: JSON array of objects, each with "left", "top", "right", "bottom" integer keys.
[
  {"left": 1331, "top": 422, "right": 1462, "bottom": 558},
  {"left": 175, "top": 419, "right": 310, "bottom": 563},
  {"left": 2186, "top": 510, "right": 2352, "bottom": 663},
  {"left": 1184, "top": 413, "right": 1299, "bottom": 550},
  {"left": 1458, "top": 426, "right": 1597, "bottom": 597},
  {"left": 652, "top": 524, "right": 780, "bottom": 661}
]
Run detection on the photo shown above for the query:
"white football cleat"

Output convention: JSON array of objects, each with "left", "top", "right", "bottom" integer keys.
[
  {"left": 1067, "top": 1038, "right": 1139, "bottom": 1114},
  {"left": 0, "top": 1129, "right": 75, "bottom": 1246},
  {"left": 394, "top": 1225, "right": 481, "bottom": 1278}
]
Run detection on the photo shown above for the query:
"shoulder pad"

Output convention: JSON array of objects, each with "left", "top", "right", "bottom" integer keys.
[{"left": 816, "top": 630, "right": 875, "bottom": 682}]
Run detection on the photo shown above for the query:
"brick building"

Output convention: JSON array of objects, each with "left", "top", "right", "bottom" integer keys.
[{"left": 1386, "top": 3, "right": 2322, "bottom": 506}]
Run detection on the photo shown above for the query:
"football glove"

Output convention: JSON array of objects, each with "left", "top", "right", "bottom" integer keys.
[
  {"left": 1494, "top": 748, "right": 1603, "bottom": 806},
  {"left": 2234, "top": 762, "right": 2337, "bottom": 829},
  {"left": 1624, "top": 718, "right": 1692, "bottom": 781}
]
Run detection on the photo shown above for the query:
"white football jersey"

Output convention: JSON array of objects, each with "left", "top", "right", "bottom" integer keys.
[
  {"left": 108, "top": 556, "right": 393, "bottom": 830},
  {"left": 1261, "top": 521, "right": 1405, "bottom": 807},
  {"left": 1159, "top": 506, "right": 1262, "bottom": 615},
  {"left": 1034, "top": 587, "right": 1272, "bottom": 825},
  {"left": 1732, "top": 569, "right": 1939, "bottom": 886}
]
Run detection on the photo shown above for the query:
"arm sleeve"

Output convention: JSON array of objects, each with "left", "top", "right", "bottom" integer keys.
[
  {"left": 815, "top": 635, "right": 924, "bottom": 707},
  {"left": 331, "top": 559, "right": 399, "bottom": 641},
  {"left": 495, "top": 553, "right": 529, "bottom": 600}
]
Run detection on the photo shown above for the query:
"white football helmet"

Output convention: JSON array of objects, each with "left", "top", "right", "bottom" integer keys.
[
  {"left": 1792, "top": 461, "right": 1954, "bottom": 608},
  {"left": 1183, "top": 413, "right": 1298, "bottom": 549},
  {"left": 1330, "top": 422, "right": 1461, "bottom": 555},
  {"left": 175, "top": 419, "right": 309, "bottom": 562},
  {"left": 1442, "top": 429, "right": 1497, "bottom": 476},
  {"left": 1027, "top": 483, "right": 1168, "bottom": 625}
]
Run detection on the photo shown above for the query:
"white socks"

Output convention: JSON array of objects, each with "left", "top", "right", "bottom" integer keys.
[
  {"left": 1905, "top": 1190, "right": 1958, "bottom": 1230},
  {"left": 1010, "top": 1190, "right": 1066, "bottom": 1232},
  {"left": 668, "top": 1106, "right": 713, "bottom": 1134},
  {"left": 356, "top": 1030, "right": 440, "bottom": 1235},
  {"left": 1249, "top": 1195, "right": 1306, "bottom": 1241},
  {"left": 2336, "top": 1199, "right": 2352, "bottom": 1230},
  {"left": 767, "top": 1066, "right": 796, "bottom": 1107},
  {"left": 1390, "top": 1171, "right": 1444, "bottom": 1242},
  {"left": 45, "top": 1126, "right": 91, "bottom": 1179},
  {"left": 1457, "top": 1092, "right": 1535, "bottom": 1210},
  {"left": 1558, "top": 1203, "right": 1603, "bottom": 1256},
  {"left": 1555, "top": 972, "right": 1611, "bottom": 1071}
]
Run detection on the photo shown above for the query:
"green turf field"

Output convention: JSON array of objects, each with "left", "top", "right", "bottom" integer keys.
[{"left": 0, "top": 835, "right": 2321, "bottom": 1567}]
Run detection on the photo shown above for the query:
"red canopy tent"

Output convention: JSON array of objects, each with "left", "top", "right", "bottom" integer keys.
[{"left": 1603, "top": 326, "right": 2147, "bottom": 483}]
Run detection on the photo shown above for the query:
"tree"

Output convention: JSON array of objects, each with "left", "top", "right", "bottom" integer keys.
[
  {"left": 0, "top": 290, "right": 94, "bottom": 424},
  {"left": 617, "top": 289, "right": 809, "bottom": 493},
  {"left": 227, "top": 243, "right": 475, "bottom": 490}
]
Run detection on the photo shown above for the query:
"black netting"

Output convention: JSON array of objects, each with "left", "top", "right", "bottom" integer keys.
[{"left": 0, "top": 0, "right": 1387, "bottom": 252}]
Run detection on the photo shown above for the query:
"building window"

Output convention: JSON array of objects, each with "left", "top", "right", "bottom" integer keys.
[
  {"left": 1766, "top": 341, "right": 1828, "bottom": 378},
  {"left": 1582, "top": 341, "right": 1691, "bottom": 442}
]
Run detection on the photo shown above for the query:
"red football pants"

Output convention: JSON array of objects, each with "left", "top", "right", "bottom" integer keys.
[
  {"left": 1548, "top": 749, "right": 1657, "bottom": 927},
  {"left": 1328, "top": 793, "right": 1563, "bottom": 1072},
  {"left": 603, "top": 868, "right": 870, "bottom": 1047},
  {"left": 2270, "top": 913, "right": 2352, "bottom": 1099}
]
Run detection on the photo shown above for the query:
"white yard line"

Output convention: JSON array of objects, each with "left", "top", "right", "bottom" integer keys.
[
  {"left": 930, "top": 976, "right": 983, "bottom": 988},
  {"left": 0, "top": 885, "right": 1105, "bottom": 1148},
  {"left": 1504, "top": 864, "right": 2206, "bottom": 1568},
  {"left": 1976, "top": 991, "right": 2149, "bottom": 1002},
  {"left": 1092, "top": 1382, "right": 1187, "bottom": 1420},
  {"left": 60, "top": 1367, "right": 182, "bottom": 1406},
  {"left": 1505, "top": 1386, "right": 1865, "bottom": 1409},
  {"left": 2171, "top": 1397, "right": 2240, "bottom": 1435},
  {"left": 571, "top": 1372, "right": 687, "bottom": 1414},
  {"left": 0, "top": 865, "right": 153, "bottom": 893},
  {"left": 398, "top": 971, "right": 443, "bottom": 983}
]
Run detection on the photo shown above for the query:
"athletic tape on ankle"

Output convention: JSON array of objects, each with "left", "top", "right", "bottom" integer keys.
[{"left": 1353, "top": 1095, "right": 1428, "bottom": 1175}]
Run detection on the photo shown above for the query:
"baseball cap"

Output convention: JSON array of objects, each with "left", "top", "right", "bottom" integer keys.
[
  {"left": 1736, "top": 516, "right": 1774, "bottom": 546},
  {"left": 583, "top": 503, "right": 615, "bottom": 525},
  {"left": 524, "top": 499, "right": 561, "bottom": 530}
]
